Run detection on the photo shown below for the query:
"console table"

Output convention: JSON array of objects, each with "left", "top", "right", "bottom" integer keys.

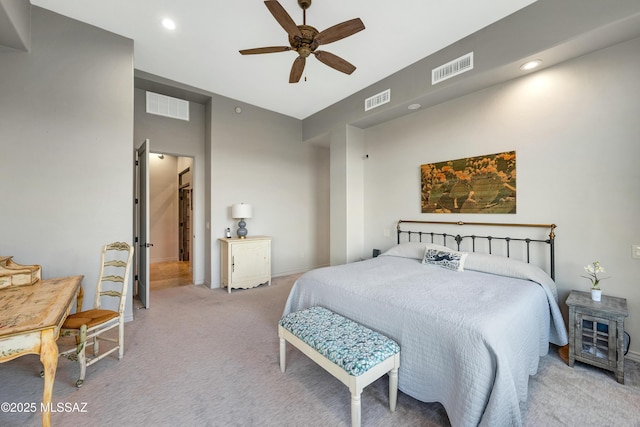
[{"left": 0, "top": 275, "right": 83, "bottom": 427}]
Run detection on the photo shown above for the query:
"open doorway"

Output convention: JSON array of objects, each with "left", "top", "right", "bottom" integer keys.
[{"left": 149, "top": 152, "right": 193, "bottom": 291}]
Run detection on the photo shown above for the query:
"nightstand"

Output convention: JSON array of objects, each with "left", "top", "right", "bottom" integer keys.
[
  {"left": 219, "top": 236, "right": 271, "bottom": 293},
  {"left": 566, "top": 290, "right": 628, "bottom": 383}
]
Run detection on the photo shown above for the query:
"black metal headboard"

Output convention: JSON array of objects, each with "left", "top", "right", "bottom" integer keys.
[{"left": 396, "top": 220, "right": 557, "bottom": 280}]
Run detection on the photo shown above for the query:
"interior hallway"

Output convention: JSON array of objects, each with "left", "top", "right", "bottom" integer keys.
[{"left": 150, "top": 261, "right": 192, "bottom": 290}]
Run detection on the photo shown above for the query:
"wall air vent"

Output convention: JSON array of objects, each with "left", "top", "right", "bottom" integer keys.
[
  {"left": 146, "top": 91, "right": 190, "bottom": 121},
  {"left": 432, "top": 52, "right": 474, "bottom": 85},
  {"left": 364, "top": 89, "right": 391, "bottom": 111}
]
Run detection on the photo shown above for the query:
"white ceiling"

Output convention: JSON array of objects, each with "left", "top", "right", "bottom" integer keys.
[{"left": 31, "top": 0, "right": 538, "bottom": 119}]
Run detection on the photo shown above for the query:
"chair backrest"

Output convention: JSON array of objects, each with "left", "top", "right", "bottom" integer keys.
[{"left": 93, "top": 242, "right": 134, "bottom": 315}]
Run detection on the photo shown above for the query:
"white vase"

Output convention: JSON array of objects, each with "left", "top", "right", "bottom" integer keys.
[{"left": 591, "top": 289, "right": 602, "bottom": 301}]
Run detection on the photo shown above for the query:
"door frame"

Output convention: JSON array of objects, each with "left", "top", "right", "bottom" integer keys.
[{"left": 135, "top": 150, "right": 197, "bottom": 303}]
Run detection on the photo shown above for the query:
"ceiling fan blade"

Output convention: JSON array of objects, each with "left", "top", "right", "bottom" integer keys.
[
  {"left": 289, "top": 56, "right": 306, "bottom": 83},
  {"left": 239, "top": 46, "right": 291, "bottom": 55},
  {"left": 313, "top": 51, "right": 356, "bottom": 75},
  {"left": 315, "top": 18, "right": 365, "bottom": 45},
  {"left": 264, "top": 1, "right": 302, "bottom": 39}
]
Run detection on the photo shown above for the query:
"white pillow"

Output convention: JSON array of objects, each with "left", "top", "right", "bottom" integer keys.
[
  {"left": 422, "top": 248, "right": 468, "bottom": 271},
  {"left": 381, "top": 242, "right": 452, "bottom": 260}
]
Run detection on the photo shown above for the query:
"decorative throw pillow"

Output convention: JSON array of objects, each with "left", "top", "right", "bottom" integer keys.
[
  {"left": 381, "top": 242, "right": 452, "bottom": 260},
  {"left": 422, "top": 248, "right": 468, "bottom": 271}
]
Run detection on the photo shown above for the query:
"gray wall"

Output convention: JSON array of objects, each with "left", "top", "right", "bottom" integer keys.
[
  {"left": 207, "top": 97, "right": 330, "bottom": 286},
  {"left": 0, "top": 0, "right": 31, "bottom": 51},
  {"left": 360, "top": 37, "right": 640, "bottom": 359},
  {"left": 134, "top": 84, "right": 331, "bottom": 288},
  {"left": 0, "top": 7, "right": 134, "bottom": 317},
  {"left": 0, "top": 7, "right": 331, "bottom": 318}
]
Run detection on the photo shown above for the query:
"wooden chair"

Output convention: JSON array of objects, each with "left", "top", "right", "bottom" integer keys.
[{"left": 59, "top": 242, "right": 134, "bottom": 387}]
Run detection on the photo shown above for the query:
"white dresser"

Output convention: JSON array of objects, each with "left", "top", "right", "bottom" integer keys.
[{"left": 219, "top": 236, "right": 271, "bottom": 293}]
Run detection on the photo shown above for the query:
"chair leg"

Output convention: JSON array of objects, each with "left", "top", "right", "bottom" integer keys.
[
  {"left": 76, "top": 324, "right": 87, "bottom": 388},
  {"left": 118, "top": 319, "right": 125, "bottom": 360},
  {"left": 93, "top": 333, "right": 99, "bottom": 356}
]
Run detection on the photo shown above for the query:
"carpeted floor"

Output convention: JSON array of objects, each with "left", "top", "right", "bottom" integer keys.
[{"left": 1, "top": 274, "right": 639, "bottom": 426}]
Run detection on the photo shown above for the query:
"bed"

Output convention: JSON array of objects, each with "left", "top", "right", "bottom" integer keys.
[{"left": 282, "top": 220, "right": 569, "bottom": 427}]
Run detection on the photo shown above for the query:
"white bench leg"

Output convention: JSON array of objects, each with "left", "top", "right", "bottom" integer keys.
[
  {"left": 279, "top": 310, "right": 400, "bottom": 426},
  {"left": 279, "top": 337, "right": 286, "bottom": 373},
  {"left": 351, "top": 391, "right": 361, "bottom": 427},
  {"left": 389, "top": 366, "right": 398, "bottom": 412}
]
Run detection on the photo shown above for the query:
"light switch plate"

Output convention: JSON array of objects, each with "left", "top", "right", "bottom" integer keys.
[{"left": 632, "top": 244, "right": 640, "bottom": 259}]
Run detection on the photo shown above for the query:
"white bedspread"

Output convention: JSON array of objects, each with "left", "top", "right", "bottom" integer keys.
[{"left": 282, "top": 252, "right": 568, "bottom": 427}]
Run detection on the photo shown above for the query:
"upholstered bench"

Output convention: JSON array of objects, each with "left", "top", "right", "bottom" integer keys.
[{"left": 278, "top": 306, "right": 400, "bottom": 427}]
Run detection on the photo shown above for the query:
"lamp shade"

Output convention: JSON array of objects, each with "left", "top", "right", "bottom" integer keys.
[{"left": 231, "top": 203, "right": 252, "bottom": 219}]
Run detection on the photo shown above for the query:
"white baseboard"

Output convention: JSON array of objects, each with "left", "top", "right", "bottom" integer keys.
[
  {"left": 272, "top": 269, "right": 309, "bottom": 278},
  {"left": 150, "top": 257, "right": 179, "bottom": 264},
  {"left": 273, "top": 265, "right": 329, "bottom": 278},
  {"left": 625, "top": 350, "right": 640, "bottom": 363}
]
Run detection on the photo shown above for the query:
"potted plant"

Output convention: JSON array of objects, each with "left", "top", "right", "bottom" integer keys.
[{"left": 582, "top": 261, "right": 608, "bottom": 301}]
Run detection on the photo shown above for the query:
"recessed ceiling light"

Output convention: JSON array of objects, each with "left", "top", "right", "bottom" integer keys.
[
  {"left": 408, "top": 103, "right": 421, "bottom": 110},
  {"left": 520, "top": 59, "right": 542, "bottom": 71},
  {"left": 162, "top": 18, "right": 176, "bottom": 30}
]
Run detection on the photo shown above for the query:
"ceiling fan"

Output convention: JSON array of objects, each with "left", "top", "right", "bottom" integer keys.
[{"left": 239, "top": 0, "right": 365, "bottom": 83}]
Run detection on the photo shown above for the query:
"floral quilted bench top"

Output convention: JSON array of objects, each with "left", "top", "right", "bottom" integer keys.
[{"left": 279, "top": 306, "right": 400, "bottom": 376}]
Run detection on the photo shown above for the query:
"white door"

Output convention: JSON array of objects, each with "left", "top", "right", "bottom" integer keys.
[{"left": 135, "top": 139, "right": 151, "bottom": 308}]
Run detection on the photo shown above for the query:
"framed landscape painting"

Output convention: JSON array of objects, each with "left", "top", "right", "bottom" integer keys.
[{"left": 420, "top": 151, "right": 516, "bottom": 214}]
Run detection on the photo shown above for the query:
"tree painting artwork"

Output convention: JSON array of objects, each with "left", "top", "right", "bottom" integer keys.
[{"left": 420, "top": 151, "right": 516, "bottom": 214}]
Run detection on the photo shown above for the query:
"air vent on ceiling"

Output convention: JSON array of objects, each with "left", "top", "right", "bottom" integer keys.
[
  {"left": 364, "top": 89, "right": 391, "bottom": 111},
  {"left": 146, "top": 91, "right": 190, "bottom": 121},
  {"left": 432, "top": 52, "right": 474, "bottom": 85}
]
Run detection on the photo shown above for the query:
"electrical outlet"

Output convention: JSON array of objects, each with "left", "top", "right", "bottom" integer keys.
[
  {"left": 632, "top": 244, "right": 640, "bottom": 259},
  {"left": 383, "top": 228, "right": 390, "bottom": 237}
]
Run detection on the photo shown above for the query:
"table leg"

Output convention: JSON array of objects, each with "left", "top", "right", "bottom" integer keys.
[{"left": 40, "top": 329, "right": 58, "bottom": 427}]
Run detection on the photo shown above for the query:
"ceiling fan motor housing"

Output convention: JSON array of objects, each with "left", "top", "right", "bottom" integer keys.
[{"left": 289, "top": 25, "right": 319, "bottom": 57}]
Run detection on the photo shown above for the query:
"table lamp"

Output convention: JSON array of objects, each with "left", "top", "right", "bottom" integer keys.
[{"left": 231, "top": 203, "right": 252, "bottom": 238}]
